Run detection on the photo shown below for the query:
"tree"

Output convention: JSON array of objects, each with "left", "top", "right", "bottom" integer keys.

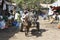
[
  {"left": 10, "top": 0, "right": 40, "bottom": 10},
  {"left": 11, "top": 0, "right": 57, "bottom": 9}
]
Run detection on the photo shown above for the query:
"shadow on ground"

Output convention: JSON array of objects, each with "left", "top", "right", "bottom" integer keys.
[
  {"left": 31, "top": 29, "right": 47, "bottom": 37},
  {"left": 0, "top": 27, "right": 19, "bottom": 40}
]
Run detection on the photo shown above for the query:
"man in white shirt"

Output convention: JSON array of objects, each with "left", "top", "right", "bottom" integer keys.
[
  {"left": 48, "top": 6, "right": 54, "bottom": 23},
  {"left": 3, "top": 2, "right": 6, "bottom": 10},
  {"left": 15, "top": 12, "right": 19, "bottom": 20},
  {"left": 21, "top": 10, "right": 29, "bottom": 22},
  {"left": 48, "top": 6, "right": 54, "bottom": 16},
  {"left": 20, "top": 10, "right": 29, "bottom": 31}
]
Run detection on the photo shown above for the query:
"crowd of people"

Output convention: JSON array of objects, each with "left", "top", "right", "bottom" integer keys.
[
  {"left": 0, "top": 7, "right": 39, "bottom": 30},
  {"left": 0, "top": 3, "right": 60, "bottom": 30}
]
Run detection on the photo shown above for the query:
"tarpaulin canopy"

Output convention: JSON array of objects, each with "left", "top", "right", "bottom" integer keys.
[
  {"left": 51, "top": 0, "right": 60, "bottom": 7},
  {"left": 51, "top": 0, "right": 60, "bottom": 10}
]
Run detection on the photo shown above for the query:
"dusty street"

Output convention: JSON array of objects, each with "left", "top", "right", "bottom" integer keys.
[{"left": 0, "top": 16, "right": 60, "bottom": 40}]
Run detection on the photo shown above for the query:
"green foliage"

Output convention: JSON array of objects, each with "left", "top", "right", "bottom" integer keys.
[{"left": 11, "top": 0, "right": 57, "bottom": 9}]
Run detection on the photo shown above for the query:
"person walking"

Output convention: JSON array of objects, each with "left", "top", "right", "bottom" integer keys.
[{"left": 20, "top": 10, "right": 29, "bottom": 32}]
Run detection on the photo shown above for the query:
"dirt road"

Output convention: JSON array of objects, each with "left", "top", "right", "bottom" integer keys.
[{"left": 0, "top": 16, "right": 60, "bottom": 40}]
